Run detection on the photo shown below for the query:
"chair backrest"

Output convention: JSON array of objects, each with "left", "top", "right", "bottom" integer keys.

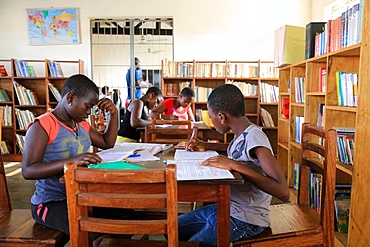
[
  {"left": 64, "top": 162, "right": 178, "bottom": 247},
  {"left": 299, "top": 123, "right": 337, "bottom": 245},
  {"left": 145, "top": 119, "right": 195, "bottom": 144}
]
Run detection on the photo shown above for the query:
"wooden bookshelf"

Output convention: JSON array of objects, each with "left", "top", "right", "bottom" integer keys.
[
  {"left": 277, "top": 1, "right": 370, "bottom": 245},
  {"left": 0, "top": 58, "right": 83, "bottom": 161},
  {"left": 161, "top": 59, "right": 279, "bottom": 154}
]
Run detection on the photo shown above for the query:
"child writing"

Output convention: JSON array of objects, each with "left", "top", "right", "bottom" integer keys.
[
  {"left": 117, "top": 86, "right": 163, "bottom": 142},
  {"left": 21, "top": 74, "right": 132, "bottom": 244},
  {"left": 149, "top": 87, "right": 195, "bottom": 121},
  {"left": 181, "top": 84, "right": 289, "bottom": 246}
]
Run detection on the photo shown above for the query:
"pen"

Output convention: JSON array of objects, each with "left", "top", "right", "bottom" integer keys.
[
  {"left": 186, "top": 128, "right": 197, "bottom": 151},
  {"left": 127, "top": 153, "right": 141, "bottom": 158}
]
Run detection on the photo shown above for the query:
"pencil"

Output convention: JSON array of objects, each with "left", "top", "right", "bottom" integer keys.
[{"left": 187, "top": 128, "right": 197, "bottom": 151}]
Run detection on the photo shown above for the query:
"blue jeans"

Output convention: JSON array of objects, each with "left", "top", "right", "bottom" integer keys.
[{"left": 178, "top": 204, "right": 265, "bottom": 247}]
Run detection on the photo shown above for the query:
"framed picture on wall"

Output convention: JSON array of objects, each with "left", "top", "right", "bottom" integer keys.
[{"left": 27, "top": 8, "right": 80, "bottom": 45}]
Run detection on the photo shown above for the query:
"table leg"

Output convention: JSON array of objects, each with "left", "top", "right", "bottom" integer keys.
[{"left": 217, "top": 184, "right": 230, "bottom": 247}]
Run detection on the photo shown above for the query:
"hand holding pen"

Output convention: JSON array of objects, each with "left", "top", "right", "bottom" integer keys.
[{"left": 185, "top": 127, "right": 205, "bottom": 151}]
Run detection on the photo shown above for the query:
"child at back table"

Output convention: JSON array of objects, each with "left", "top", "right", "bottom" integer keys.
[
  {"left": 149, "top": 87, "right": 195, "bottom": 121},
  {"left": 180, "top": 84, "right": 289, "bottom": 247}
]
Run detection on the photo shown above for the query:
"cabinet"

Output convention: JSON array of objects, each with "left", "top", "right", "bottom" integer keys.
[
  {"left": 0, "top": 58, "right": 83, "bottom": 161},
  {"left": 277, "top": 1, "right": 370, "bottom": 245},
  {"left": 161, "top": 60, "right": 279, "bottom": 154}
]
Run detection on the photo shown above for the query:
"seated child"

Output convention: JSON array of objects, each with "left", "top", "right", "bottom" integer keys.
[
  {"left": 149, "top": 87, "right": 195, "bottom": 121},
  {"left": 117, "top": 86, "right": 162, "bottom": 142},
  {"left": 180, "top": 84, "right": 290, "bottom": 247}
]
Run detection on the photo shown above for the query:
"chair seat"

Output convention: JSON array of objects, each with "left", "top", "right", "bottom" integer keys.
[
  {"left": 100, "top": 238, "right": 200, "bottom": 247},
  {"left": 0, "top": 209, "right": 69, "bottom": 246},
  {"left": 232, "top": 203, "right": 323, "bottom": 246}
]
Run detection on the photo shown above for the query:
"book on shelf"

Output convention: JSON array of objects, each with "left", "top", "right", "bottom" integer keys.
[
  {"left": 305, "top": 22, "right": 326, "bottom": 59},
  {"left": 48, "top": 60, "right": 64, "bottom": 77},
  {"left": 0, "top": 65, "right": 8, "bottom": 77},
  {"left": 319, "top": 67, "right": 327, "bottom": 92},
  {"left": 0, "top": 89, "right": 11, "bottom": 102},
  {"left": 293, "top": 163, "right": 300, "bottom": 190},
  {"left": 259, "top": 82, "right": 278, "bottom": 103},
  {"left": 316, "top": 103, "right": 325, "bottom": 127},
  {"left": 334, "top": 184, "right": 351, "bottom": 233},
  {"left": 13, "top": 81, "right": 39, "bottom": 105},
  {"left": 294, "top": 76, "right": 305, "bottom": 103},
  {"left": 228, "top": 80, "right": 258, "bottom": 97},
  {"left": 1, "top": 140, "right": 10, "bottom": 154},
  {"left": 260, "top": 107, "right": 275, "bottom": 127},
  {"left": 15, "top": 108, "right": 36, "bottom": 130},
  {"left": 201, "top": 110, "right": 214, "bottom": 127},
  {"left": 15, "top": 134, "right": 25, "bottom": 154},
  {"left": 333, "top": 126, "right": 355, "bottom": 165},
  {"left": 295, "top": 116, "right": 304, "bottom": 143},
  {"left": 26, "top": 65, "right": 36, "bottom": 77},
  {"left": 281, "top": 97, "right": 290, "bottom": 118},
  {"left": 48, "top": 83, "right": 62, "bottom": 102},
  {"left": 0, "top": 105, "right": 13, "bottom": 126},
  {"left": 335, "top": 71, "right": 358, "bottom": 107}
]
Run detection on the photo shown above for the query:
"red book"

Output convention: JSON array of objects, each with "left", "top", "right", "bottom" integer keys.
[{"left": 0, "top": 65, "right": 8, "bottom": 77}]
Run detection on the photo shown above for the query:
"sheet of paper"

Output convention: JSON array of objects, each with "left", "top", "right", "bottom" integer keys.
[
  {"left": 167, "top": 160, "right": 234, "bottom": 181},
  {"left": 174, "top": 150, "right": 219, "bottom": 161},
  {"left": 115, "top": 142, "right": 173, "bottom": 155},
  {"left": 125, "top": 150, "right": 160, "bottom": 162},
  {"left": 97, "top": 148, "right": 132, "bottom": 162},
  {"left": 155, "top": 124, "right": 173, "bottom": 128}
]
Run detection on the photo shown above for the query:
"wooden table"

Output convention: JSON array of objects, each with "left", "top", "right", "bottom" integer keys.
[{"left": 143, "top": 148, "right": 244, "bottom": 247}]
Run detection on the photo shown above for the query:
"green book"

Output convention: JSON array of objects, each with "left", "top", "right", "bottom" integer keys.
[{"left": 88, "top": 161, "right": 146, "bottom": 170}]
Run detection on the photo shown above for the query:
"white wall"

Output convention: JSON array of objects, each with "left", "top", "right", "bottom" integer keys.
[{"left": 0, "top": 0, "right": 319, "bottom": 78}]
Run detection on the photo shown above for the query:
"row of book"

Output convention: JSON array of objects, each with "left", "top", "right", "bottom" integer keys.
[
  {"left": 294, "top": 77, "right": 305, "bottom": 103},
  {"left": 336, "top": 71, "right": 358, "bottom": 107},
  {"left": 260, "top": 107, "right": 275, "bottom": 127},
  {"left": 164, "top": 81, "right": 190, "bottom": 96},
  {"left": 162, "top": 60, "right": 274, "bottom": 79},
  {"left": 227, "top": 80, "right": 258, "bottom": 97},
  {"left": 195, "top": 86, "right": 213, "bottom": 102},
  {"left": 13, "top": 81, "right": 39, "bottom": 105},
  {"left": 293, "top": 163, "right": 351, "bottom": 233},
  {"left": 15, "top": 108, "right": 35, "bottom": 130},
  {"left": 14, "top": 59, "right": 37, "bottom": 77},
  {"left": 48, "top": 60, "right": 64, "bottom": 77},
  {"left": 1, "top": 140, "right": 11, "bottom": 154},
  {"left": 1, "top": 105, "right": 13, "bottom": 127},
  {"left": 16, "top": 134, "right": 25, "bottom": 154},
  {"left": 194, "top": 109, "right": 214, "bottom": 127},
  {"left": 260, "top": 82, "right": 278, "bottom": 103},
  {"left": 314, "top": 0, "right": 363, "bottom": 57}
]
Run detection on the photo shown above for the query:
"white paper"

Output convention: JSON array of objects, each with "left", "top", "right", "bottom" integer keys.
[
  {"left": 114, "top": 142, "right": 173, "bottom": 155},
  {"left": 174, "top": 150, "right": 219, "bottom": 161},
  {"left": 125, "top": 150, "right": 160, "bottom": 162},
  {"left": 167, "top": 160, "right": 234, "bottom": 181}
]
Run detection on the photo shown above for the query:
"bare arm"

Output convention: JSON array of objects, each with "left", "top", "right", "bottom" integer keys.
[
  {"left": 187, "top": 105, "right": 195, "bottom": 121},
  {"left": 202, "top": 146, "right": 290, "bottom": 202},
  {"left": 22, "top": 122, "right": 102, "bottom": 180},
  {"left": 186, "top": 137, "right": 229, "bottom": 152},
  {"left": 149, "top": 102, "right": 167, "bottom": 119},
  {"left": 90, "top": 98, "right": 118, "bottom": 149}
]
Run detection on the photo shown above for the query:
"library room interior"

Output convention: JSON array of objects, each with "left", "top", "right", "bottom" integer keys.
[{"left": 0, "top": 0, "right": 368, "bottom": 246}]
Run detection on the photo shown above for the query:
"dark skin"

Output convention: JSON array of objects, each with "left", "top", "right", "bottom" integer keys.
[
  {"left": 128, "top": 92, "right": 161, "bottom": 128},
  {"left": 149, "top": 96, "right": 195, "bottom": 121},
  {"left": 22, "top": 91, "right": 118, "bottom": 180},
  {"left": 186, "top": 105, "right": 290, "bottom": 202}
]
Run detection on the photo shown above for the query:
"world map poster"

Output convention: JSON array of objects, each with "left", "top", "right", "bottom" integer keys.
[{"left": 27, "top": 8, "right": 80, "bottom": 45}]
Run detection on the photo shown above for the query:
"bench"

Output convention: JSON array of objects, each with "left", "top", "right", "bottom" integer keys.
[{"left": 232, "top": 123, "right": 337, "bottom": 247}]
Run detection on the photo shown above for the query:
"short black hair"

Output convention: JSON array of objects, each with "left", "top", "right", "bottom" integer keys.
[
  {"left": 101, "top": 85, "right": 109, "bottom": 95},
  {"left": 146, "top": 86, "right": 162, "bottom": 96},
  {"left": 180, "top": 87, "right": 195, "bottom": 97},
  {"left": 208, "top": 84, "right": 245, "bottom": 118},
  {"left": 62, "top": 74, "right": 99, "bottom": 98}
]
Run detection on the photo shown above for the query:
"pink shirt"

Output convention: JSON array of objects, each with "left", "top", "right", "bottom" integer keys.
[{"left": 162, "top": 98, "right": 190, "bottom": 120}]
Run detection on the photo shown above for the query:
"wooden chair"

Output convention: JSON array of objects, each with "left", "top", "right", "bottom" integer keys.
[
  {"left": 0, "top": 107, "right": 69, "bottom": 246},
  {"left": 144, "top": 119, "right": 195, "bottom": 144},
  {"left": 232, "top": 123, "right": 337, "bottom": 247},
  {"left": 64, "top": 162, "right": 199, "bottom": 247}
]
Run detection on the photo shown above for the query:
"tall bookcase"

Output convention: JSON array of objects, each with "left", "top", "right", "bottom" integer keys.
[
  {"left": 0, "top": 58, "right": 84, "bottom": 161},
  {"left": 277, "top": 0, "right": 370, "bottom": 245},
  {"left": 161, "top": 59, "right": 279, "bottom": 154}
]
